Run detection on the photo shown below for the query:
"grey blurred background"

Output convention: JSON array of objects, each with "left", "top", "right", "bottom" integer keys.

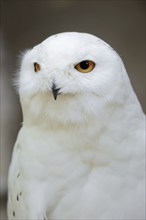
[{"left": 0, "top": 0, "right": 145, "bottom": 219}]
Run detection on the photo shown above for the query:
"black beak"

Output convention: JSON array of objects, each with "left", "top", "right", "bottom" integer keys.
[{"left": 51, "top": 83, "right": 60, "bottom": 100}]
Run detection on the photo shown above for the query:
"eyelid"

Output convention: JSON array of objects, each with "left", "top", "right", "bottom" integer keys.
[{"left": 74, "top": 56, "right": 96, "bottom": 65}]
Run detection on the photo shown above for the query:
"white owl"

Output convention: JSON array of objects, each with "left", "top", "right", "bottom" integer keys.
[{"left": 8, "top": 32, "right": 145, "bottom": 220}]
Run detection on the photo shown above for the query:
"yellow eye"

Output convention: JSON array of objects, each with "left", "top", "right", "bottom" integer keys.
[
  {"left": 75, "top": 60, "right": 95, "bottom": 73},
  {"left": 34, "top": 62, "right": 41, "bottom": 72}
]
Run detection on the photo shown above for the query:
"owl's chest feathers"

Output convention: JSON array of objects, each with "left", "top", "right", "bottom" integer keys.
[
  {"left": 19, "top": 116, "right": 142, "bottom": 184},
  {"left": 19, "top": 120, "right": 110, "bottom": 181}
]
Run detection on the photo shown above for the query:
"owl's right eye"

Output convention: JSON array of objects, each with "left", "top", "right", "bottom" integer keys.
[{"left": 34, "top": 62, "right": 41, "bottom": 72}]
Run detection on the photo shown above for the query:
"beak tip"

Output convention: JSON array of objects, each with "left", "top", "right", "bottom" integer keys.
[{"left": 53, "top": 95, "right": 57, "bottom": 100}]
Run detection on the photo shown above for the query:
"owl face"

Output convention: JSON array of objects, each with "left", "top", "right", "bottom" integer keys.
[
  {"left": 19, "top": 32, "right": 124, "bottom": 98},
  {"left": 18, "top": 32, "right": 127, "bottom": 124}
]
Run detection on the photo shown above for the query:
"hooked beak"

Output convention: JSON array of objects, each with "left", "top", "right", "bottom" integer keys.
[{"left": 51, "top": 83, "right": 61, "bottom": 100}]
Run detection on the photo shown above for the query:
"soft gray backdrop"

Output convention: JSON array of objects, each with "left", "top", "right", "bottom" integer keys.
[{"left": 0, "top": 0, "right": 145, "bottom": 219}]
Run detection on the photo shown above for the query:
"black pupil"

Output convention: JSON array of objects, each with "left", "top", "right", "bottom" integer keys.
[{"left": 80, "top": 61, "right": 89, "bottom": 70}]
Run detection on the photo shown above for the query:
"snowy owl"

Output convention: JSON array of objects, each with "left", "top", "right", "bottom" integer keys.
[{"left": 8, "top": 32, "right": 145, "bottom": 220}]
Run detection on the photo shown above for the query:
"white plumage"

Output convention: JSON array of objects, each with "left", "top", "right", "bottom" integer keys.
[{"left": 8, "top": 32, "right": 145, "bottom": 219}]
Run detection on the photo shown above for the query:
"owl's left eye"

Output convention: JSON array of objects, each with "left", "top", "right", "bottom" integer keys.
[
  {"left": 75, "top": 60, "right": 95, "bottom": 73},
  {"left": 34, "top": 62, "right": 41, "bottom": 72}
]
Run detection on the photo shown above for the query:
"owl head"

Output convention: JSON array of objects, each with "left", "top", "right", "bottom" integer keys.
[{"left": 17, "top": 32, "right": 134, "bottom": 125}]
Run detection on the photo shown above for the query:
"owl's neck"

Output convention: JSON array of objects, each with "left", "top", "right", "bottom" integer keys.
[{"left": 20, "top": 89, "right": 144, "bottom": 136}]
